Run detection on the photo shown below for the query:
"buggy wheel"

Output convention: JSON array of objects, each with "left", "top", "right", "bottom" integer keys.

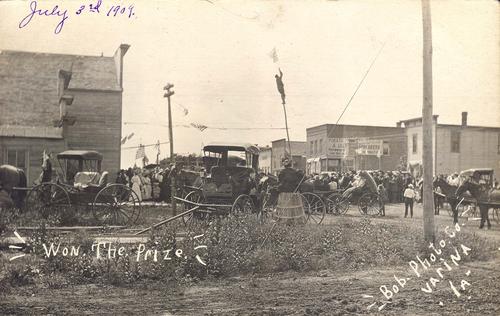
[
  {"left": 182, "top": 190, "right": 208, "bottom": 226},
  {"left": 301, "top": 192, "right": 326, "bottom": 225},
  {"left": 260, "top": 191, "right": 277, "bottom": 222},
  {"left": 358, "top": 193, "right": 381, "bottom": 216},
  {"left": 25, "top": 183, "right": 71, "bottom": 220},
  {"left": 92, "top": 184, "right": 140, "bottom": 226},
  {"left": 325, "top": 192, "right": 341, "bottom": 215},
  {"left": 231, "top": 194, "right": 255, "bottom": 217},
  {"left": 335, "top": 193, "right": 350, "bottom": 215}
]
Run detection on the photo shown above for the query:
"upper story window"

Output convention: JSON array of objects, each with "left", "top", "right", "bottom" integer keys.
[
  {"left": 451, "top": 131, "right": 460, "bottom": 153},
  {"left": 412, "top": 134, "right": 418, "bottom": 154}
]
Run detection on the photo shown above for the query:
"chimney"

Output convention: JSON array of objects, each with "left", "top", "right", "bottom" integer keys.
[
  {"left": 396, "top": 122, "right": 402, "bottom": 128},
  {"left": 461, "top": 111, "right": 468, "bottom": 127},
  {"left": 113, "top": 44, "right": 130, "bottom": 89}
]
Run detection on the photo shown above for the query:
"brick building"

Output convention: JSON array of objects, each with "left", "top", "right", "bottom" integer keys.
[
  {"left": 399, "top": 112, "right": 500, "bottom": 177},
  {"left": 0, "top": 44, "right": 129, "bottom": 184},
  {"left": 306, "top": 124, "right": 407, "bottom": 174}
]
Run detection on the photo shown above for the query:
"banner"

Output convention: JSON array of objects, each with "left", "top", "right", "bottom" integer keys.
[
  {"left": 357, "top": 139, "right": 383, "bottom": 156},
  {"left": 327, "top": 138, "right": 347, "bottom": 158}
]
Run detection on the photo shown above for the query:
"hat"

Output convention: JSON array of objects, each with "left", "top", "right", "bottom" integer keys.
[{"left": 408, "top": 184, "right": 414, "bottom": 188}]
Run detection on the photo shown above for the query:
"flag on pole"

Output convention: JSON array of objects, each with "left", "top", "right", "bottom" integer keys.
[
  {"left": 135, "top": 144, "right": 145, "bottom": 160},
  {"left": 191, "top": 123, "right": 208, "bottom": 132}
]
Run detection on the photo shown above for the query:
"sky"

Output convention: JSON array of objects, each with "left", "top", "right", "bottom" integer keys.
[{"left": 1, "top": 0, "right": 498, "bottom": 168}]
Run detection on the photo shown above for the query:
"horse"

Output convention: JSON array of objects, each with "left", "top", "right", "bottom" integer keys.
[
  {"left": 456, "top": 179, "right": 500, "bottom": 229},
  {"left": 433, "top": 178, "right": 460, "bottom": 223},
  {"left": 0, "top": 165, "right": 27, "bottom": 209}
]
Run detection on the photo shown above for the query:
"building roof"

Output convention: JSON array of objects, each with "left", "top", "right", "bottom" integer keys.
[
  {"left": 57, "top": 150, "right": 103, "bottom": 160},
  {"left": 203, "top": 142, "right": 260, "bottom": 155},
  {"left": 0, "top": 49, "right": 121, "bottom": 129}
]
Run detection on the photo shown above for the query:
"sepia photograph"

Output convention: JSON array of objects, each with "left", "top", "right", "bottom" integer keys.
[{"left": 0, "top": 0, "right": 499, "bottom": 315}]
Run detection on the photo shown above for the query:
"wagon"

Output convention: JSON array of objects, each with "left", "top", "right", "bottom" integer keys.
[
  {"left": 259, "top": 174, "right": 329, "bottom": 225},
  {"left": 329, "top": 170, "right": 384, "bottom": 216},
  {"left": 24, "top": 150, "right": 141, "bottom": 226},
  {"left": 175, "top": 143, "right": 262, "bottom": 226},
  {"left": 455, "top": 168, "right": 500, "bottom": 223}
]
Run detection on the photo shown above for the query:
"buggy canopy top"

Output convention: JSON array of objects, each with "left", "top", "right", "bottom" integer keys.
[
  {"left": 459, "top": 168, "right": 494, "bottom": 177},
  {"left": 57, "top": 150, "right": 103, "bottom": 161},
  {"left": 203, "top": 143, "right": 260, "bottom": 156}
]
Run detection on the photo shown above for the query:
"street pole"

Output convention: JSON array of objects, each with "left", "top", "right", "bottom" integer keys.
[
  {"left": 164, "top": 83, "right": 176, "bottom": 216},
  {"left": 282, "top": 100, "right": 293, "bottom": 160},
  {"left": 421, "top": 0, "right": 435, "bottom": 242}
]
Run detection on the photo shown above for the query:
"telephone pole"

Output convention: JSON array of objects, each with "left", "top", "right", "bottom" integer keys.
[
  {"left": 421, "top": 0, "right": 435, "bottom": 242},
  {"left": 164, "top": 83, "right": 176, "bottom": 216}
]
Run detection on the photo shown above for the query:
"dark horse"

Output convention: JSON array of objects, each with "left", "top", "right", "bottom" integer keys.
[
  {"left": 456, "top": 179, "right": 500, "bottom": 229},
  {"left": 0, "top": 164, "right": 27, "bottom": 209},
  {"left": 433, "top": 178, "right": 459, "bottom": 223}
]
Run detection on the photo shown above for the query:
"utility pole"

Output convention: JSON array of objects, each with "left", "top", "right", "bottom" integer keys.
[
  {"left": 164, "top": 83, "right": 176, "bottom": 216},
  {"left": 421, "top": 0, "right": 435, "bottom": 242}
]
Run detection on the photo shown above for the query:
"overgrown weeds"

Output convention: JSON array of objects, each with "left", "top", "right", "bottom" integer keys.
[{"left": 0, "top": 215, "right": 497, "bottom": 290}]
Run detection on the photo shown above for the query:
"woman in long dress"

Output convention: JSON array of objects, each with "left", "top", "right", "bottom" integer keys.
[
  {"left": 143, "top": 173, "right": 152, "bottom": 200},
  {"left": 131, "top": 170, "right": 143, "bottom": 202}
]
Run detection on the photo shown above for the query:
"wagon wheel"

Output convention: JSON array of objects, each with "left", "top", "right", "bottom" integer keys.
[
  {"left": 231, "top": 194, "right": 255, "bottom": 217},
  {"left": 25, "top": 183, "right": 71, "bottom": 221},
  {"left": 301, "top": 192, "right": 326, "bottom": 225},
  {"left": 260, "top": 190, "right": 278, "bottom": 222},
  {"left": 182, "top": 190, "right": 209, "bottom": 226},
  {"left": 334, "top": 193, "right": 350, "bottom": 215},
  {"left": 325, "top": 192, "right": 341, "bottom": 215},
  {"left": 358, "top": 192, "right": 382, "bottom": 216},
  {"left": 92, "top": 184, "right": 140, "bottom": 226}
]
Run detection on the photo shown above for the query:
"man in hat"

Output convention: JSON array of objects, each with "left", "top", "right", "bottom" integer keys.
[
  {"left": 403, "top": 184, "right": 416, "bottom": 218},
  {"left": 278, "top": 157, "right": 301, "bottom": 193}
]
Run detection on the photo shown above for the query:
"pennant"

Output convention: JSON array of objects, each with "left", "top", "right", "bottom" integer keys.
[
  {"left": 120, "top": 136, "right": 127, "bottom": 145},
  {"left": 191, "top": 123, "right": 208, "bottom": 132},
  {"left": 127, "top": 132, "right": 135, "bottom": 140}
]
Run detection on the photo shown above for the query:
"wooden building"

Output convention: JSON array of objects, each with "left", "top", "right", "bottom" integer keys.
[
  {"left": 399, "top": 112, "right": 500, "bottom": 177},
  {"left": 0, "top": 44, "right": 129, "bottom": 184}
]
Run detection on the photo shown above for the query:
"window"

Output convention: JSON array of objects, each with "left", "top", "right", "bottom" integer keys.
[
  {"left": 319, "top": 139, "right": 323, "bottom": 153},
  {"left": 412, "top": 134, "right": 418, "bottom": 154},
  {"left": 320, "top": 158, "right": 327, "bottom": 171},
  {"left": 5, "top": 149, "right": 27, "bottom": 171},
  {"left": 383, "top": 141, "right": 390, "bottom": 155},
  {"left": 451, "top": 131, "right": 460, "bottom": 153},
  {"left": 310, "top": 141, "right": 313, "bottom": 155},
  {"left": 314, "top": 140, "right": 318, "bottom": 155}
]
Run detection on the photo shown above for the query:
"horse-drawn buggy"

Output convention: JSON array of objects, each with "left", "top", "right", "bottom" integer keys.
[
  {"left": 455, "top": 168, "right": 500, "bottom": 227},
  {"left": 1, "top": 150, "right": 141, "bottom": 226},
  {"left": 176, "top": 143, "right": 262, "bottom": 225},
  {"left": 328, "top": 170, "right": 384, "bottom": 216}
]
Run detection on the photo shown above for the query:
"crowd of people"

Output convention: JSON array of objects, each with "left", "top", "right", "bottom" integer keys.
[{"left": 115, "top": 166, "right": 173, "bottom": 202}]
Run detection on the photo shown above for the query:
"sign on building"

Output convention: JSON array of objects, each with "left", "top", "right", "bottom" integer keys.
[
  {"left": 327, "top": 138, "right": 347, "bottom": 158},
  {"left": 357, "top": 139, "right": 383, "bottom": 156}
]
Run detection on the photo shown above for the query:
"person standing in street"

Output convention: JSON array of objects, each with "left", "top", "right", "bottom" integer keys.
[
  {"left": 403, "top": 184, "right": 416, "bottom": 218},
  {"left": 377, "top": 183, "right": 387, "bottom": 216}
]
